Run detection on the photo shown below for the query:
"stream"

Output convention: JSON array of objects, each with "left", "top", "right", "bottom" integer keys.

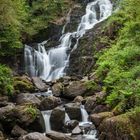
[{"left": 24, "top": 0, "right": 113, "bottom": 139}]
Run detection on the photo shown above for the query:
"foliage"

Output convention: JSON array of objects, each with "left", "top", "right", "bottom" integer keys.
[
  {"left": 0, "top": 0, "right": 70, "bottom": 56},
  {"left": 95, "top": 0, "right": 140, "bottom": 109},
  {"left": 25, "top": 104, "right": 37, "bottom": 120},
  {"left": 0, "top": 65, "right": 13, "bottom": 96},
  {"left": 0, "top": 0, "right": 27, "bottom": 56}
]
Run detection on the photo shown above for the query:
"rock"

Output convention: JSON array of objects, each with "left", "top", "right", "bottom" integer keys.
[
  {"left": 90, "top": 112, "right": 114, "bottom": 127},
  {"left": 52, "top": 83, "right": 63, "bottom": 97},
  {"left": 16, "top": 93, "right": 41, "bottom": 107},
  {"left": 91, "top": 105, "right": 110, "bottom": 114},
  {"left": 50, "top": 107, "right": 65, "bottom": 131},
  {"left": 0, "top": 96, "right": 8, "bottom": 107},
  {"left": 11, "top": 125, "right": 27, "bottom": 137},
  {"left": 0, "top": 131, "right": 4, "bottom": 140},
  {"left": 40, "top": 96, "right": 61, "bottom": 111},
  {"left": 14, "top": 105, "right": 37, "bottom": 126},
  {"left": 19, "top": 132, "right": 51, "bottom": 140},
  {"left": 72, "top": 125, "right": 82, "bottom": 135},
  {"left": 28, "top": 110, "right": 45, "bottom": 133},
  {"left": 98, "top": 111, "right": 140, "bottom": 140},
  {"left": 0, "top": 103, "right": 15, "bottom": 120},
  {"left": 65, "top": 103, "right": 81, "bottom": 121},
  {"left": 85, "top": 92, "right": 106, "bottom": 113},
  {"left": 14, "top": 75, "right": 35, "bottom": 93},
  {"left": 32, "top": 77, "right": 48, "bottom": 91},
  {"left": 64, "top": 120, "right": 79, "bottom": 133},
  {"left": 73, "top": 96, "right": 83, "bottom": 103},
  {"left": 63, "top": 81, "right": 87, "bottom": 99},
  {"left": 46, "top": 131, "right": 72, "bottom": 140}
]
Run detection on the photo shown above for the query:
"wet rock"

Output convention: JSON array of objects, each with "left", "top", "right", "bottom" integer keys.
[
  {"left": 50, "top": 107, "right": 65, "bottom": 131},
  {"left": 28, "top": 110, "right": 45, "bottom": 133},
  {"left": 64, "top": 120, "right": 79, "bottom": 133},
  {"left": 65, "top": 103, "right": 81, "bottom": 121},
  {"left": 40, "top": 96, "right": 62, "bottom": 111},
  {"left": 16, "top": 93, "right": 41, "bottom": 107},
  {"left": 73, "top": 96, "right": 83, "bottom": 103},
  {"left": 32, "top": 77, "right": 48, "bottom": 91},
  {"left": 90, "top": 112, "right": 114, "bottom": 127},
  {"left": 19, "top": 132, "right": 51, "bottom": 140},
  {"left": 85, "top": 92, "right": 106, "bottom": 113},
  {"left": 63, "top": 81, "right": 87, "bottom": 99},
  {"left": 46, "top": 131, "right": 72, "bottom": 140},
  {"left": 72, "top": 125, "right": 82, "bottom": 135},
  {"left": 52, "top": 83, "right": 63, "bottom": 97},
  {"left": 11, "top": 125, "right": 27, "bottom": 137}
]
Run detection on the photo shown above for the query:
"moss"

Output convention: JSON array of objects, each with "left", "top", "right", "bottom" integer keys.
[
  {"left": 0, "top": 65, "right": 14, "bottom": 96},
  {"left": 25, "top": 105, "right": 37, "bottom": 120},
  {"left": 14, "top": 76, "right": 35, "bottom": 93}
]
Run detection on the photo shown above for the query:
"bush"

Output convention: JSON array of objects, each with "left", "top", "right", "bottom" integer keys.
[
  {"left": 94, "top": 0, "right": 140, "bottom": 108},
  {"left": 0, "top": 65, "right": 13, "bottom": 96}
]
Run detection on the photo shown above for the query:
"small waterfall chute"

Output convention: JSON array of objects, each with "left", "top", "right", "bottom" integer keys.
[{"left": 42, "top": 110, "right": 52, "bottom": 133}]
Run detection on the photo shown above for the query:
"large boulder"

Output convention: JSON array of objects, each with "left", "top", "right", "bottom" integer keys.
[
  {"left": 46, "top": 131, "right": 72, "bottom": 140},
  {"left": 11, "top": 125, "right": 28, "bottom": 137},
  {"left": 19, "top": 132, "right": 51, "bottom": 140},
  {"left": 14, "top": 105, "right": 38, "bottom": 126},
  {"left": 63, "top": 120, "right": 79, "bottom": 133},
  {"left": 0, "top": 103, "right": 15, "bottom": 120},
  {"left": 32, "top": 77, "right": 48, "bottom": 91},
  {"left": 65, "top": 103, "right": 81, "bottom": 121},
  {"left": 14, "top": 75, "right": 35, "bottom": 93},
  {"left": 40, "top": 96, "right": 61, "bottom": 111},
  {"left": 91, "top": 104, "right": 110, "bottom": 114},
  {"left": 16, "top": 93, "right": 41, "bottom": 107},
  {"left": 90, "top": 112, "right": 114, "bottom": 127},
  {"left": 63, "top": 81, "right": 87, "bottom": 99},
  {"left": 52, "top": 83, "right": 63, "bottom": 97},
  {"left": 73, "top": 96, "right": 83, "bottom": 103},
  {"left": 98, "top": 110, "right": 140, "bottom": 140},
  {"left": 85, "top": 92, "right": 106, "bottom": 113},
  {"left": 50, "top": 107, "right": 65, "bottom": 131}
]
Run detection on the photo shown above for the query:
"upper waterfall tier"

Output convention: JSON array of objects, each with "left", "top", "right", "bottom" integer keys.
[{"left": 24, "top": 0, "right": 112, "bottom": 81}]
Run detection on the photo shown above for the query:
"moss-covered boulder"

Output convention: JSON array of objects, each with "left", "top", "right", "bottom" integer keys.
[
  {"left": 63, "top": 81, "right": 87, "bottom": 99},
  {"left": 99, "top": 108, "right": 140, "bottom": 140},
  {"left": 90, "top": 112, "right": 114, "bottom": 127},
  {"left": 14, "top": 75, "right": 35, "bottom": 93}
]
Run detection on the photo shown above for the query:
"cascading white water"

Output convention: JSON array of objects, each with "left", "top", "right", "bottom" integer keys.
[
  {"left": 65, "top": 113, "right": 71, "bottom": 124},
  {"left": 24, "top": 0, "right": 112, "bottom": 81},
  {"left": 42, "top": 110, "right": 52, "bottom": 133},
  {"left": 80, "top": 105, "right": 89, "bottom": 122}
]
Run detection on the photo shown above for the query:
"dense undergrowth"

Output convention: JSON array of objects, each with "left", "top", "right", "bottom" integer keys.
[
  {"left": 0, "top": 0, "right": 71, "bottom": 57},
  {"left": 94, "top": 0, "right": 140, "bottom": 111}
]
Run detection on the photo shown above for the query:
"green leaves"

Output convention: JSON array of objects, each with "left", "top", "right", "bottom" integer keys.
[
  {"left": 0, "top": 65, "right": 14, "bottom": 96},
  {"left": 95, "top": 0, "right": 140, "bottom": 108}
]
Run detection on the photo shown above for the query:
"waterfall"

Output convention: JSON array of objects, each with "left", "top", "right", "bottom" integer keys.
[
  {"left": 80, "top": 105, "right": 89, "bottom": 122},
  {"left": 42, "top": 110, "right": 52, "bottom": 133},
  {"left": 24, "top": 0, "right": 112, "bottom": 81},
  {"left": 65, "top": 113, "right": 71, "bottom": 124}
]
